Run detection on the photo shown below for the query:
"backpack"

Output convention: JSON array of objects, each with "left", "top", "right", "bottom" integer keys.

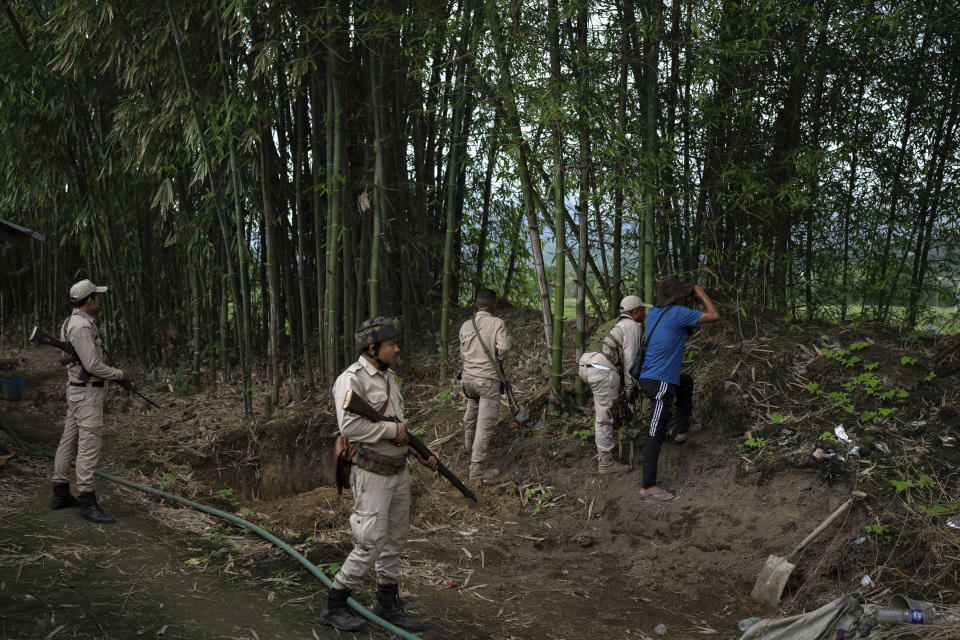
[{"left": 585, "top": 317, "right": 625, "bottom": 369}]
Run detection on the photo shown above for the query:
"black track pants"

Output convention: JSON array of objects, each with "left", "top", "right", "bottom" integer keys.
[{"left": 638, "top": 374, "right": 693, "bottom": 489}]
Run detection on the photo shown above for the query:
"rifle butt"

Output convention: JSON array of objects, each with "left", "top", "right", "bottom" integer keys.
[
  {"left": 506, "top": 390, "right": 521, "bottom": 417},
  {"left": 30, "top": 329, "right": 71, "bottom": 352},
  {"left": 343, "top": 390, "right": 385, "bottom": 423}
]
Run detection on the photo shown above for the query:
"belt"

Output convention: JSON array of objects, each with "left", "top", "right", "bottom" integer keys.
[
  {"left": 354, "top": 447, "right": 407, "bottom": 476},
  {"left": 69, "top": 380, "right": 104, "bottom": 387},
  {"left": 587, "top": 363, "right": 615, "bottom": 371}
]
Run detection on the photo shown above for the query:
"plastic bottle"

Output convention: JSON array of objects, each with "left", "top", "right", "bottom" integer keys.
[
  {"left": 875, "top": 608, "right": 933, "bottom": 624},
  {"left": 738, "top": 617, "right": 762, "bottom": 631}
]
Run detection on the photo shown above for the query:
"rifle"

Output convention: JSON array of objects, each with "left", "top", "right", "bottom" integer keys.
[
  {"left": 499, "top": 373, "right": 530, "bottom": 424},
  {"left": 613, "top": 395, "right": 633, "bottom": 427},
  {"left": 29, "top": 326, "right": 161, "bottom": 410},
  {"left": 342, "top": 389, "right": 477, "bottom": 502},
  {"left": 615, "top": 394, "right": 644, "bottom": 433}
]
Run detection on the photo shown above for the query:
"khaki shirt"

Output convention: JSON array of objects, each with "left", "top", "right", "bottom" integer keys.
[
  {"left": 578, "top": 315, "right": 644, "bottom": 388},
  {"left": 332, "top": 356, "right": 407, "bottom": 458},
  {"left": 459, "top": 311, "right": 510, "bottom": 381},
  {"left": 61, "top": 309, "right": 123, "bottom": 383}
]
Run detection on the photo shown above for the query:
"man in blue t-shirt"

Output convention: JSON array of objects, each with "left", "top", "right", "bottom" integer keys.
[{"left": 636, "top": 277, "right": 719, "bottom": 501}]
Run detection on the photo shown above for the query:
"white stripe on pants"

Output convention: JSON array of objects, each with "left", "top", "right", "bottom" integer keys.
[
  {"left": 649, "top": 381, "right": 669, "bottom": 437},
  {"left": 639, "top": 378, "right": 675, "bottom": 489}
]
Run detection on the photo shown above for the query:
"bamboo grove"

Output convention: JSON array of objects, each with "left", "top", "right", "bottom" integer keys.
[{"left": 1, "top": 0, "right": 958, "bottom": 414}]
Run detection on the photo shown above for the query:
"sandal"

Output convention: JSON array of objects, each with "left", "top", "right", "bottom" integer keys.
[
  {"left": 672, "top": 424, "right": 702, "bottom": 443},
  {"left": 638, "top": 489, "right": 676, "bottom": 502}
]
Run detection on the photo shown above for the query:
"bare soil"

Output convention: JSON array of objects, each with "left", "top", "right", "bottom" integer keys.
[{"left": 2, "top": 306, "right": 959, "bottom": 639}]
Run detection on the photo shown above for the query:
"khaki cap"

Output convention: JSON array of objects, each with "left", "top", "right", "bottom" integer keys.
[
  {"left": 619, "top": 295, "right": 652, "bottom": 313},
  {"left": 69, "top": 279, "right": 108, "bottom": 302}
]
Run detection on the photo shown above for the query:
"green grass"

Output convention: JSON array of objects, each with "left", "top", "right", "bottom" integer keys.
[
  {"left": 799, "top": 304, "right": 960, "bottom": 334},
  {"left": 563, "top": 297, "right": 604, "bottom": 318}
]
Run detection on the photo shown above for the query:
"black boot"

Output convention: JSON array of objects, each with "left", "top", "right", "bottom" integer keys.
[
  {"left": 372, "top": 583, "right": 425, "bottom": 632},
  {"left": 50, "top": 483, "right": 80, "bottom": 510},
  {"left": 318, "top": 587, "right": 367, "bottom": 632},
  {"left": 77, "top": 492, "right": 116, "bottom": 524}
]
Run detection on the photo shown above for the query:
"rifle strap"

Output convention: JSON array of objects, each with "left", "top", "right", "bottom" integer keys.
[
  {"left": 61, "top": 316, "right": 91, "bottom": 383},
  {"left": 631, "top": 306, "right": 670, "bottom": 381},
  {"left": 471, "top": 316, "right": 506, "bottom": 384},
  {"left": 380, "top": 376, "right": 391, "bottom": 416},
  {"left": 643, "top": 306, "right": 670, "bottom": 353},
  {"left": 347, "top": 440, "right": 360, "bottom": 460}
]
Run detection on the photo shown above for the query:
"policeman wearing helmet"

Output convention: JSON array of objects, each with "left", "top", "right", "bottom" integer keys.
[{"left": 319, "top": 317, "right": 438, "bottom": 632}]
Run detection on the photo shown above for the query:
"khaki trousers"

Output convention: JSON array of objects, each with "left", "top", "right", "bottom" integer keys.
[
  {"left": 52, "top": 385, "right": 105, "bottom": 493},
  {"left": 579, "top": 365, "right": 619, "bottom": 453},
  {"left": 462, "top": 375, "right": 499, "bottom": 469},
  {"left": 332, "top": 465, "right": 410, "bottom": 590}
]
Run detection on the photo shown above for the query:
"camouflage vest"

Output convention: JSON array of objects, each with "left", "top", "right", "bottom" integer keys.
[{"left": 585, "top": 317, "right": 625, "bottom": 369}]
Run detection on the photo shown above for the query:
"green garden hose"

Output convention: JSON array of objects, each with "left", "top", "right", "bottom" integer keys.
[{"left": 0, "top": 421, "right": 422, "bottom": 640}]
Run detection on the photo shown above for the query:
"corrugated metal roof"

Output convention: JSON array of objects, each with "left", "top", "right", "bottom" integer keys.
[{"left": 0, "top": 219, "right": 45, "bottom": 245}]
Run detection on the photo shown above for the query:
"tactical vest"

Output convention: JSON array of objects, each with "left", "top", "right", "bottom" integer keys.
[{"left": 585, "top": 317, "right": 626, "bottom": 369}]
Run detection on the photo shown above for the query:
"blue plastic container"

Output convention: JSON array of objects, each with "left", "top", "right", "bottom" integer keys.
[{"left": 1, "top": 377, "right": 25, "bottom": 401}]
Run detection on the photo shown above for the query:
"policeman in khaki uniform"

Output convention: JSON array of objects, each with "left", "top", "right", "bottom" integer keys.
[
  {"left": 458, "top": 288, "right": 510, "bottom": 482},
  {"left": 50, "top": 279, "right": 130, "bottom": 523},
  {"left": 319, "top": 317, "right": 439, "bottom": 633},
  {"left": 578, "top": 295, "right": 651, "bottom": 474}
]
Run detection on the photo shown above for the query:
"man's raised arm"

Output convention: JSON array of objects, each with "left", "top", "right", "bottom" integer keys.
[{"left": 694, "top": 285, "right": 720, "bottom": 324}]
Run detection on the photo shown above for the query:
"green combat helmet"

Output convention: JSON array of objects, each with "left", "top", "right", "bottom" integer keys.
[{"left": 355, "top": 316, "right": 401, "bottom": 349}]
